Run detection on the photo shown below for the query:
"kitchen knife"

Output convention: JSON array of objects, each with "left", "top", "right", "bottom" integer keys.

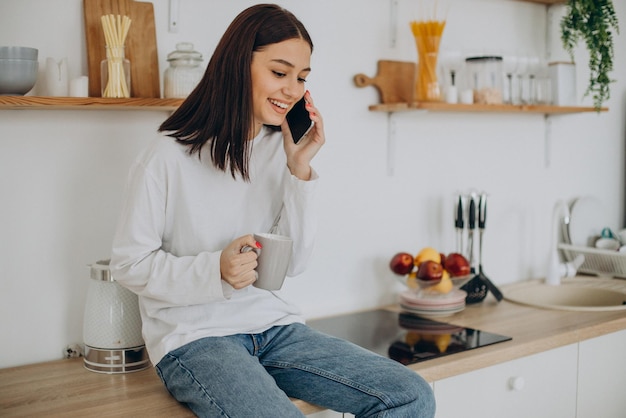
[
  {"left": 455, "top": 195, "right": 464, "bottom": 254},
  {"left": 467, "top": 195, "right": 476, "bottom": 273}
]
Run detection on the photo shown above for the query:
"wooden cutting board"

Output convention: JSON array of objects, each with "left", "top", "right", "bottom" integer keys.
[
  {"left": 83, "top": 0, "right": 160, "bottom": 98},
  {"left": 354, "top": 60, "right": 416, "bottom": 104}
]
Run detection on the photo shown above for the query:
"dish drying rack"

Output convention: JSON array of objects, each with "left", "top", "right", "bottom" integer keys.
[{"left": 559, "top": 244, "right": 626, "bottom": 279}]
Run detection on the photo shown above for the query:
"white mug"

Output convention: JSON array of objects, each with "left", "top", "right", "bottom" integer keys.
[{"left": 242, "top": 233, "right": 293, "bottom": 290}]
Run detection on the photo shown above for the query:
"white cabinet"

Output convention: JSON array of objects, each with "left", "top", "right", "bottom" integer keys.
[
  {"left": 433, "top": 344, "right": 578, "bottom": 418},
  {"left": 307, "top": 410, "right": 343, "bottom": 417},
  {"left": 307, "top": 331, "right": 626, "bottom": 418},
  {"left": 577, "top": 329, "right": 626, "bottom": 418},
  {"left": 305, "top": 408, "right": 352, "bottom": 417},
  {"left": 306, "top": 383, "right": 434, "bottom": 417}
]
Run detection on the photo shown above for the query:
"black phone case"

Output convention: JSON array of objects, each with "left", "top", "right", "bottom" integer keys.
[{"left": 286, "top": 97, "right": 313, "bottom": 144}]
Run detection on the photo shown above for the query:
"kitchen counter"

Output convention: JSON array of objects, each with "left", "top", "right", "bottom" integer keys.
[
  {"left": 0, "top": 356, "right": 322, "bottom": 416},
  {"left": 2, "top": 283, "right": 626, "bottom": 417}
]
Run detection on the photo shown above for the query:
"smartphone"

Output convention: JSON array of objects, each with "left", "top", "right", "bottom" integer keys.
[{"left": 286, "top": 97, "right": 314, "bottom": 144}]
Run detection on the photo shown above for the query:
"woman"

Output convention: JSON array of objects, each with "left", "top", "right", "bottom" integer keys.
[{"left": 110, "top": 4, "right": 435, "bottom": 417}]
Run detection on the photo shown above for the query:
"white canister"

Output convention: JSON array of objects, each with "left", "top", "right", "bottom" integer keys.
[
  {"left": 69, "top": 76, "right": 89, "bottom": 97},
  {"left": 549, "top": 61, "right": 576, "bottom": 106},
  {"left": 83, "top": 259, "right": 149, "bottom": 373},
  {"left": 164, "top": 42, "right": 204, "bottom": 98},
  {"left": 464, "top": 56, "right": 503, "bottom": 104}
]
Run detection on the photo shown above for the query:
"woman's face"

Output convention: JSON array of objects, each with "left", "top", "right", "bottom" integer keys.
[{"left": 250, "top": 38, "right": 312, "bottom": 136}]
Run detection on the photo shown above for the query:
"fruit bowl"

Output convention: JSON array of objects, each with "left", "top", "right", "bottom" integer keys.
[
  {"left": 389, "top": 248, "right": 472, "bottom": 298},
  {"left": 409, "top": 274, "right": 473, "bottom": 296}
]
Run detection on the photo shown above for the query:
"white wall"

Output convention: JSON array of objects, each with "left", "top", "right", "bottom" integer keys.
[{"left": 1, "top": 0, "right": 625, "bottom": 368}]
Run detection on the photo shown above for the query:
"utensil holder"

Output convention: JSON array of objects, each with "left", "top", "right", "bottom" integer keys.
[{"left": 461, "top": 276, "right": 488, "bottom": 304}]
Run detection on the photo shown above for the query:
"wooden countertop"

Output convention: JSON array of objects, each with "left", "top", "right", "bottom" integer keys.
[
  {"left": 0, "top": 357, "right": 322, "bottom": 416},
  {"left": 2, "top": 281, "right": 626, "bottom": 417}
]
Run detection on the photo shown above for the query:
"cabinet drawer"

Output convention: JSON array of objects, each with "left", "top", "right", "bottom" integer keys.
[{"left": 433, "top": 344, "right": 577, "bottom": 418}]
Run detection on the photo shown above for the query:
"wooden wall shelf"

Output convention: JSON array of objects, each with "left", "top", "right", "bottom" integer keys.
[
  {"left": 0, "top": 97, "right": 603, "bottom": 115},
  {"left": 0, "top": 96, "right": 184, "bottom": 111},
  {"left": 520, "top": 0, "right": 565, "bottom": 4},
  {"left": 369, "top": 102, "right": 607, "bottom": 114}
]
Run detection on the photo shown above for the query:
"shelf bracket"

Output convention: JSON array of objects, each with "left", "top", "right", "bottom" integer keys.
[
  {"left": 389, "top": 0, "right": 398, "bottom": 48},
  {"left": 545, "top": 4, "right": 552, "bottom": 61},
  {"left": 544, "top": 114, "right": 552, "bottom": 168},
  {"left": 169, "top": 0, "right": 180, "bottom": 33},
  {"left": 387, "top": 112, "right": 396, "bottom": 176}
]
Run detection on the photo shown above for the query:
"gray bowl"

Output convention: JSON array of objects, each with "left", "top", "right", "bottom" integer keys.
[
  {"left": 0, "top": 58, "right": 39, "bottom": 95},
  {"left": 0, "top": 46, "right": 38, "bottom": 60}
]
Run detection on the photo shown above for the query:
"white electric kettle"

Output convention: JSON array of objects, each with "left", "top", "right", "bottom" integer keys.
[{"left": 83, "top": 259, "right": 149, "bottom": 373}]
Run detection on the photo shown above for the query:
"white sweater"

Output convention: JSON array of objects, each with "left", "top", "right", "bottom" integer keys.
[{"left": 110, "top": 126, "right": 318, "bottom": 365}]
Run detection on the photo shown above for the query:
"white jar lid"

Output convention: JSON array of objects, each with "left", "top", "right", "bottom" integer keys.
[{"left": 167, "top": 42, "right": 203, "bottom": 62}]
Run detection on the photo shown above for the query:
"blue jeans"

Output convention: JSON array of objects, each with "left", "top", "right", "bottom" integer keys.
[{"left": 156, "top": 323, "right": 435, "bottom": 418}]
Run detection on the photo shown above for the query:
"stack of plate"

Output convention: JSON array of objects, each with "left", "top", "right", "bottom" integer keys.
[
  {"left": 399, "top": 289, "right": 467, "bottom": 318},
  {"left": 566, "top": 196, "right": 606, "bottom": 247}
]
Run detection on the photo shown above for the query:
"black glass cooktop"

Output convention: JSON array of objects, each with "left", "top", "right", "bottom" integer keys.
[{"left": 307, "top": 309, "right": 512, "bottom": 365}]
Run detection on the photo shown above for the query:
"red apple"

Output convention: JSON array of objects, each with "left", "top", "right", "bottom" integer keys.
[
  {"left": 389, "top": 252, "right": 415, "bottom": 275},
  {"left": 416, "top": 260, "right": 444, "bottom": 282},
  {"left": 443, "top": 253, "right": 471, "bottom": 277}
]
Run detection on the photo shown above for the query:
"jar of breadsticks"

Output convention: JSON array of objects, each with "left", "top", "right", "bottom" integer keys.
[{"left": 100, "top": 14, "right": 132, "bottom": 98}]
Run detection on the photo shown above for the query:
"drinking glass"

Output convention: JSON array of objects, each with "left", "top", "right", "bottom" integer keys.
[
  {"left": 515, "top": 55, "right": 529, "bottom": 105},
  {"left": 526, "top": 55, "right": 540, "bottom": 104},
  {"left": 502, "top": 54, "right": 518, "bottom": 104}
]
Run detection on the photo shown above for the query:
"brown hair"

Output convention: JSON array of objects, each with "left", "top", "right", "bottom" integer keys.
[{"left": 158, "top": 4, "right": 313, "bottom": 181}]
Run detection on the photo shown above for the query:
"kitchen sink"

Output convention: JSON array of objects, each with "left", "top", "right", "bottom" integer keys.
[{"left": 504, "top": 277, "right": 626, "bottom": 312}]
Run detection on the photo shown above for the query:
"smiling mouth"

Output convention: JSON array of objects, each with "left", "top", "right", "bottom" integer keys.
[{"left": 269, "top": 99, "right": 289, "bottom": 111}]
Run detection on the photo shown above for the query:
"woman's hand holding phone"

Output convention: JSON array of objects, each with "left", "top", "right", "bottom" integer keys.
[
  {"left": 282, "top": 90, "right": 325, "bottom": 181},
  {"left": 286, "top": 97, "right": 314, "bottom": 144}
]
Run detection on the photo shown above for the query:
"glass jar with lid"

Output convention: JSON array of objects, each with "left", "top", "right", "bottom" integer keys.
[
  {"left": 465, "top": 56, "right": 503, "bottom": 104},
  {"left": 164, "top": 42, "right": 204, "bottom": 98}
]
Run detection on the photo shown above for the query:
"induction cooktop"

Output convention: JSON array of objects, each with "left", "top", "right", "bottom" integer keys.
[{"left": 307, "top": 309, "right": 512, "bottom": 365}]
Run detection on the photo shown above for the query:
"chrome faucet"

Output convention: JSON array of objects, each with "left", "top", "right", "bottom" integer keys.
[{"left": 546, "top": 199, "right": 584, "bottom": 285}]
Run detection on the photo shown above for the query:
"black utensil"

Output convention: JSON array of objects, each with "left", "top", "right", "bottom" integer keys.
[
  {"left": 462, "top": 195, "right": 488, "bottom": 304},
  {"left": 477, "top": 194, "right": 503, "bottom": 301},
  {"left": 455, "top": 195, "right": 464, "bottom": 254},
  {"left": 467, "top": 195, "right": 477, "bottom": 272}
]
